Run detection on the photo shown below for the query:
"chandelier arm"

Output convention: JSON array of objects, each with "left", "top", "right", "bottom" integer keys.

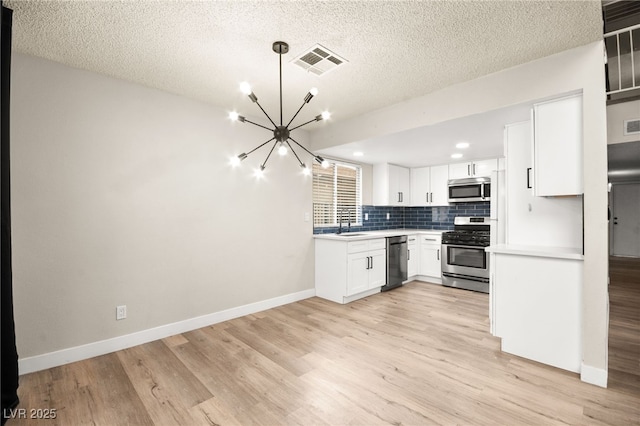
[
  {"left": 285, "top": 140, "right": 305, "bottom": 167},
  {"left": 289, "top": 117, "right": 317, "bottom": 132},
  {"left": 243, "top": 118, "right": 274, "bottom": 132},
  {"left": 253, "top": 99, "right": 277, "bottom": 128},
  {"left": 261, "top": 140, "right": 279, "bottom": 169},
  {"left": 286, "top": 101, "right": 307, "bottom": 128},
  {"left": 288, "top": 136, "right": 317, "bottom": 158},
  {"left": 279, "top": 48, "right": 283, "bottom": 126},
  {"left": 246, "top": 137, "right": 276, "bottom": 156}
]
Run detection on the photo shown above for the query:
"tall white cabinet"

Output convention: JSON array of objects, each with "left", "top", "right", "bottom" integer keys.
[
  {"left": 410, "top": 165, "right": 449, "bottom": 206},
  {"left": 489, "top": 95, "right": 585, "bottom": 375},
  {"left": 504, "top": 121, "right": 583, "bottom": 248},
  {"left": 532, "top": 93, "right": 583, "bottom": 196},
  {"left": 373, "top": 163, "right": 411, "bottom": 206}
]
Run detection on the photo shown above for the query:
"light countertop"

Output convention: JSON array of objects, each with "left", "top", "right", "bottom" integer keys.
[
  {"left": 313, "top": 229, "right": 445, "bottom": 241},
  {"left": 485, "top": 244, "right": 584, "bottom": 261}
]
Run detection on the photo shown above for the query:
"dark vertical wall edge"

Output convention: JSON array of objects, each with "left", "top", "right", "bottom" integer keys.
[{"left": 1, "top": 3, "right": 19, "bottom": 424}]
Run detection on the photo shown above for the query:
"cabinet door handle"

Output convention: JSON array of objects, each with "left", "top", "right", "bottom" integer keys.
[
  {"left": 398, "top": 192, "right": 401, "bottom": 203},
  {"left": 366, "top": 256, "right": 371, "bottom": 269},
  {"left": 430, "top": 192, "right": 433, "bottom": 203},
  {"left": 473, "top": 163, "right": 476, "bottom": 176},
  {"left": 526, "top": 167, "right": 532, "bottom": 189},
  {"left": 370, "top": 256, "right": 373, "bottom": 269},
  {"left": 437, "top": 249, "right": 440, "bottom": 261},
  {"left": 408, "top": 250, "right": 410, "bottom": 260},
  {"left": 467, "top": 164, "right": 471, "bottom": 176},
  {"left": 426, "top": 193, "right": 429, "bottom": 202}
]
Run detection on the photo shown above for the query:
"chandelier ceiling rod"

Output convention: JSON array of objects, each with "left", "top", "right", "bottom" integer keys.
[{"left": 229, "top": 41, "right": 331, "bottom": 177}]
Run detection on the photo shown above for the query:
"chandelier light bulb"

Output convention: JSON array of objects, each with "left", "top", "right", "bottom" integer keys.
[
  {"left": 239, "top": 82, "right": 252, "bottom": 95},
  {"left": 321, "top": 111, "right": 331, "bottom": 120},
  {"left": 278, "top": 143, "right": 288, "bottom": 156},
  {"left": 229, "top": 111, "right": 239, "bottom": 121},
  {"left": 301, "top": 164, "right": 310, "bottom": 175},
  {"left": 254, "top": 165, "right": 265, "bottom": 179},
  {"left": 230, "top": 156, "right": 241, "bottom": 167},
  {"left": 321, "top": 159, "right": 330, "bottom": 168},
  {"left": 310, "top": 87, "right": 319, "bottom": 96}
]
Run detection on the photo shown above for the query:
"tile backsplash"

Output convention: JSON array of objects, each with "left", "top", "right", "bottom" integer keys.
[{"left": 313, "top": 202, "right": 490, "bottom": 234}]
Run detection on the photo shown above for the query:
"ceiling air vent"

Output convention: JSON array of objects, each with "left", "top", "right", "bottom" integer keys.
[
  {"left": 292, "top": 44, "right": 346, "bottom": 76},
  {"left": 624, "top": 119, "right": 640, "bottom": 135}
]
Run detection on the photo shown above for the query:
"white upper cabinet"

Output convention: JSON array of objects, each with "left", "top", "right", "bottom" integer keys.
[
  {"left": 532, "top": 93, "right": 583, "bottom": 196},
  {"left": 410, "top": 165, "right": 449, "bottom": 206},
  {"left": 449, "top": 158, "right": 498, "bottom": 179},
  {"left": 373, "top": 163, "right": 411, "bottom": 206},
  {"left": 504, "top": 121, "right": 584, "bottom": 248}
]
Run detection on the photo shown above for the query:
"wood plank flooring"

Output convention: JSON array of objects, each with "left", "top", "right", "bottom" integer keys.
[
  {"left": 608, "top": 256, "right": 640, "bottom": 396},
  {"left": 9, "top": 266, "right": 640, "bottom": 425}
]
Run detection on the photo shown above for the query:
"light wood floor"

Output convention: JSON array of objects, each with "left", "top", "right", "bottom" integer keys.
[
  {"left": 608, "top": 256, "right": 640, "bottom": 396},
  {"left": 11, "top": 266, "right": 640, "bottom": 425}
]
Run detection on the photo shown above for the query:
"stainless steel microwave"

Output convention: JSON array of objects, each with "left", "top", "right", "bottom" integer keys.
[{"left": 448, "top": 177, "right": 491, "bottom": 203}]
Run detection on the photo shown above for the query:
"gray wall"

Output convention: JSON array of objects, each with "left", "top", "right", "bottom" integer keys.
[{"left": 11, "top": 53, "right": 315, "bottom": 360}]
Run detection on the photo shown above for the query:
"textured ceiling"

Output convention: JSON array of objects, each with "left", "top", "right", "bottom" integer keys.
[{"left": 7, "top": 0, "right": 603, "bottom": 130}]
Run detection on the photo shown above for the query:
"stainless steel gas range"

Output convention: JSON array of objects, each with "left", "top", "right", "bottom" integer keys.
[{"left": 441, "top": 217, "right": 490, "bottom": 293}]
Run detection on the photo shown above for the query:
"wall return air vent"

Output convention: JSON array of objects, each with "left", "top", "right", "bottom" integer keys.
[
  {"left": 292, "top": 44, "right": 347, "bottom": 76},
  {"left": 624, "top": 119, "right": 640, "bottom": 135}
]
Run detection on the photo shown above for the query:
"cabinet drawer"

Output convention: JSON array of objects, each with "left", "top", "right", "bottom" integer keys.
[
  {"left": 368, "top": 239, "right": 387, "bottom": 250},
  {"left": 348, "top": 238, "right": 386, "bottom": 254},
  {"left": 420, "top": 235, "right": 442, "bottom": 245}
]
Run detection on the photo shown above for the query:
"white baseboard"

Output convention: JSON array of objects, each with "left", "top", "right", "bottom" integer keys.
[
  {"left": 580, "top": 363, "right": 608, "bottom": 388},
  {"left": 19, "top": 288, "right": 316, "bottom": 375}
]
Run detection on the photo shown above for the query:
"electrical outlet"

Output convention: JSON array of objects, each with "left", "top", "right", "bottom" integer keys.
[
  {"left": 116, "top": 305, "right": 127, "bottom": 320},
  {"left": 365, "top": 213, "right": 369, "bottom": 220},
  {"left": 386, "top": 213, "right": 390, "bottom": 220}
]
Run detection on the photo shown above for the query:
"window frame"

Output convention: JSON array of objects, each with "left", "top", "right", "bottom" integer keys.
[{"left": 312, "top": 159, "right": 363, "bottom": 228}]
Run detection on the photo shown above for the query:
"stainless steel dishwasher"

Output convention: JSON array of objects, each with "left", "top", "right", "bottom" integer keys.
[{"left": 381, "top": 235, "right": 408, "bottom": 292}]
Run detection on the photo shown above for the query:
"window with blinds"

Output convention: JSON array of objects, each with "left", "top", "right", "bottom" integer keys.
[{"left": 312, "top": 161, "right": 362, "bottom": 227}]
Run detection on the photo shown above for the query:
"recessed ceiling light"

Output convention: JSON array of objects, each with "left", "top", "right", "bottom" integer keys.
[
  {"left": 456, "top": 142, "right": 470, "bottom": 149},
  {"left": 353, "top": 151, "right": 364, "bottom": 157},
  {"left": 451, "top": 153, "right": 463, "bottom": 159}
]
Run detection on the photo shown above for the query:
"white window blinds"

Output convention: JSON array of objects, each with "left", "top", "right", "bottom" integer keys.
[{"left": 312, "top": 161, "right": 362, "bottom": 227}]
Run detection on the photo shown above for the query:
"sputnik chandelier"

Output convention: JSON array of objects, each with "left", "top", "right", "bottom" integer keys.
[{"left": 229, "top": 41, "right": 331, "bottom": 177}]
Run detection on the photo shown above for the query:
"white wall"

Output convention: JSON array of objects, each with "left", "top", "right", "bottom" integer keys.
[
  {"left": 607, "top": 100, "right": 640, "bottom": 145},
  {"left": 311, "top": 41, "right": 610, "bottom": 386},
  {"left": 10, "top": 54, "right": 315, "bottom": 364}
]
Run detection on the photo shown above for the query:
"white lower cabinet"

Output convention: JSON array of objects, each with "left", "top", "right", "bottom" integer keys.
[
  {"left": 407, "top": 235, "right": 418, "bottom": 278},
  {"left": 418, "top": 234, "right": 442, "bottom": 282},
  {"left": 347, "top": 249, "right": 386, "bottom": 295},
  {"left": 490, "top": 249, "right": 582, "bottom": 373},
  {"left": 315, "top": 238, "right": 386, "bottom": 304}
]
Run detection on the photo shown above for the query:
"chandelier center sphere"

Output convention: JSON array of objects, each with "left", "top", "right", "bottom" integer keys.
[{"left": 274, "top": 126, "right": 290, "bottom": 142}]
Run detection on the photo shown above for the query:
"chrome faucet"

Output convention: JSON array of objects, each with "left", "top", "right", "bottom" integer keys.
[{"left": 337, "top": 208, "right": 351, "bottom": 234}]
